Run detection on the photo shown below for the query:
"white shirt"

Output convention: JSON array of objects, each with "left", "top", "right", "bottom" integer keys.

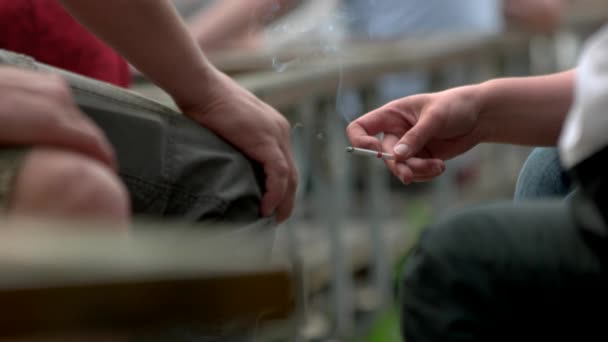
[{"left": 559, "top": 25, "right": 608, "bottom": 168}]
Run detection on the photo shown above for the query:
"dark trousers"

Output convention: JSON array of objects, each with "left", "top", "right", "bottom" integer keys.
[{"left": 401, "top": 194, "right": 608, "bottom": 341}]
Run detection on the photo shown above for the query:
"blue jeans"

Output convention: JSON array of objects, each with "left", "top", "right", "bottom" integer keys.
[{"left": 514, "top": 147, "right": 573, "bottom": 201}]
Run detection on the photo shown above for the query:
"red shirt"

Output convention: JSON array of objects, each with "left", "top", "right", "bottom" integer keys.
[{"left": 0, "top": 0, "right": 131, "bottom": 87}]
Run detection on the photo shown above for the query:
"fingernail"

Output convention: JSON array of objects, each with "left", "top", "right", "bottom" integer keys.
[
  {"left": 434, "top": 165, "right": 443, "bottom": 174},
  {"left": 394, "top": 144, "right": 410, "bottom": 157},
  {"left": 397, "top": 163, "right": 408, "bottom": 175},
  {"left": 397, "top": 164, "right": 410, "bottom": 184}
]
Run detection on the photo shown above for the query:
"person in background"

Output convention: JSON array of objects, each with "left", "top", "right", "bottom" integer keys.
[
  {"left": 0, "top": 66, "right": 129, "bottom": 225},
  {"left": 182, "top": 0, "right": 302, "bottom": 50},
  {"left": 0, "top": 1, "right": 131, "bottom": 87},
  {"left": 504, "top": 0, "right": 567, "bottom": 33},
  {"left": 346, "top": 19, "right": 608, "bottom": 340},
  {"left": 178, "top": 0, "right": 567, "bottom": 121},
  {"left": 178, "top": 0, "right": 568, "bottom": 51},
  {"left": 509, "top": 0, "right": 576, "bottom": 202},
  {"left": 0, "top": 0, "right": 131, "bottom": 224},
  {"left": 0, "top": 0, "right": 297, "bottom": 225}
]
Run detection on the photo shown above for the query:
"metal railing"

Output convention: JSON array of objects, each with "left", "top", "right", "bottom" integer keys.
[{"left": 132, "top": 6, "right": 608, "bottom": 339}]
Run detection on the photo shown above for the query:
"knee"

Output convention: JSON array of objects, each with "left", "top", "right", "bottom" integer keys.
[
  {"left": 400, "top": 209, "right": 496, "bottom": 340},
  {"left": 515, "top": 147, "right": 570, "bottom": 200},
  {"left": 413, "top": 210, "right": 482, "bottom": 262},
  {"left": 9, "top": 148, "right": 130, "bottom": 226},
  {"left": 401, "top": 207, "right": 504, "bottom": 297}
]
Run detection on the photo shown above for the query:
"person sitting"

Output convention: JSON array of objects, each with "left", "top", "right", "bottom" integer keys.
[
  {"left": 0, "top": 0, "right": 298, "bottom": 227},
  {"left": 0, "top": 66, "right": 129, "bottom": 225},
  {"left": 178, "top": 0, "right": 567, "bottom": 52},
  {"left": 346, "top": 20, "right": 608, "bottom": 341}
]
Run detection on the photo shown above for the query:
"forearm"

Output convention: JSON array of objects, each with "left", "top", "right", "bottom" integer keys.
[
  {"left": 189, "top": 0, "right": 299, "bottom": 48},
  {"left": 476, "top": 69, "right": 575, "bottom": 146},
  {"left": 60, "top": 0, "right": 214, "bottom": 106}
]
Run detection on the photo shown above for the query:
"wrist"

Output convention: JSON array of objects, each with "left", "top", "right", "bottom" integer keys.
[
  {"left": 170, "top": 60, "right": 221, "bottom": 110},
  {"left": 472, "top": 79, "right": 499, "bottom": 143}
]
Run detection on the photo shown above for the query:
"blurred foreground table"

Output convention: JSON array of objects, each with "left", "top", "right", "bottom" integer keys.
[{"left": 0, "top": 222, "right": 294, "bottom": 338}]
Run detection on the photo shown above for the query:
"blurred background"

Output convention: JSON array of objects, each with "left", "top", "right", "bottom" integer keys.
[{"left": 129, "top": 0, "right": 608, "bottom": 340}]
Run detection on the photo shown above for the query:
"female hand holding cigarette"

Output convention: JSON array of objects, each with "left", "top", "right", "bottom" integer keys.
[
  {"left": 347, "top": 71, "right": 575, "bottom": 185},
  {"left": 346, "top": 85, "right": 483, "bottom": 184}
]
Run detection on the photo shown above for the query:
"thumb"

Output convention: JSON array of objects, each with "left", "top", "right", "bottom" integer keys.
[{"left": 393, "top": 112, "right": 442, "bottom": 159}]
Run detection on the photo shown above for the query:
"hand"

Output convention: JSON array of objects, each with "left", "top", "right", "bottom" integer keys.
[
  {"left": 347, "top": 85, "right": 484, "bottom": 184},
  {"left": 177, "top": 69, "right": 297, "bottom": 223},
  {"left": 0, "top": 67, "right": 116, "bottom": 169}
]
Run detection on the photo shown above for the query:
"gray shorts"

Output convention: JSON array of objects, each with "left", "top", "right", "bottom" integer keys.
[
  {"left": 0, "top": 49, "right": 274, "bottom": 235},
  {"left": 0, "top": 148, "right": 27, "bottom": 209}
]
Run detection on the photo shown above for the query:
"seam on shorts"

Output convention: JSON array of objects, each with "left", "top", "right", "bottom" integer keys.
[
  {"left": 0, "top": 50, "right": 38, "bottom": 70},
  {"left": 70, "top": 85, "right": 178, "bottom": 119},
  {"left": 121, "top": 173, "right": 228, "bottom": 212},
  {"left": 0, "top": 50, "right": 178, "bottom": 118},
  {"left": 164, "top": 115, "right": 178, "bottom": 184},
  {"left": 0, "top": 149, "right": 28, "bottom": 211}
]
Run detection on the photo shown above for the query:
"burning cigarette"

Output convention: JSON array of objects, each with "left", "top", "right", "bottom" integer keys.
[{"left": 346, "top": 147, "right": 395, "bottom": 160}]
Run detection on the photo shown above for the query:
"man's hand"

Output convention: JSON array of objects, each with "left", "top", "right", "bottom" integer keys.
[
  {"left": 178, "top": 69, "right": 297, "bottom": 223},
  {"left": 0, "top": 67, "right": 116, "bottom": 169},
  {"left": 347, "top": 86, "right": 484, "bottom": 184},
  {"left": 58, "top": 0, "right": 298, "bottom": 222}
]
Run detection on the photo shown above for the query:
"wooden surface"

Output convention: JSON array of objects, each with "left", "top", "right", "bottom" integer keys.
[{"left": 0, "top": 224, "right": 294, "bottom": 337}]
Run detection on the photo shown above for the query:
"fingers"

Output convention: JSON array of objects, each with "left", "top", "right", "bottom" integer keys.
[
  {"left": 382, "top": 134, "right": 444, "bottom": 184},
  {"left": 273, "top": 143, "right": 298, "bottom": 223},
  {"left": 260, "top": 162, "right": 288, "bottom": 219},
  {"left": 386, "top": 157, "right": 445, "bottom": 184},
  {"left": 346, "top": 120, "right": 383, "bottom": 152},
  {"left": 346, "top": 100, "right": 418, "bottom": 149},
  {"left": 38, "top": 95, "right": 118, "bottom": 169},
  {"left": 347, "top": 96, "right": 435, "bottom": 157},
  {"left": 259, "top": 145, "right": 291, "bottom": 222},
  {"left": 180, "top": 73, "right": 299, "bottom": 223},
  {"left": 52, "top": 115, "right": 118, "bottom": 170},
  {"left": 387, "top": 157, "right": 444, "bottom": 184},
  {"left": 400, "top": 158, "right": 446, "bottom": 184},
  {"left": 381, "top": 133, "right": 403, "bottom": 176},
  {"left": 392, "top": 107, "right": 443, "bottom": 160},
  {"left": 0, "top": 89, "right": 117, "bottom": 170},
  {"left": 256, "top": 118, "right": 298, "bottom": 223},
  {"left": 0, "top": 68, "right": 117, "bottom": 170}
]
